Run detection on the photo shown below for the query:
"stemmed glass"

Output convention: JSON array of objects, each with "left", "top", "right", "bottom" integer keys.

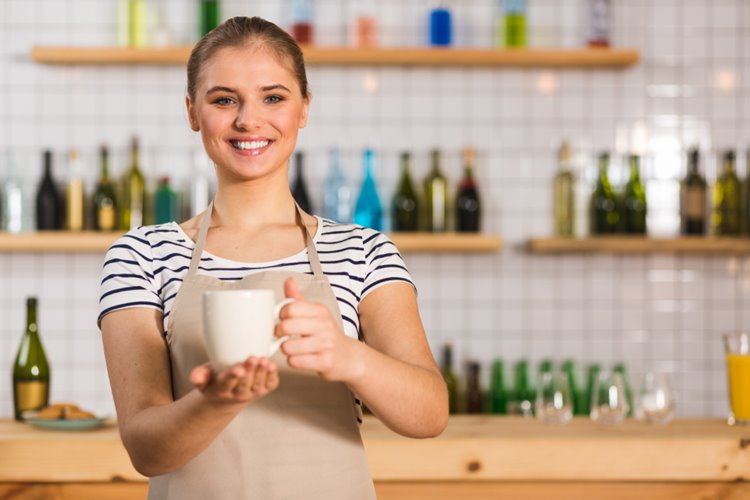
[
  {"left": 535, "top": 370, "right": 573, "bottom": 425},
  {"left": 590, "top": 371, "right": 628, "bottom": 424}
]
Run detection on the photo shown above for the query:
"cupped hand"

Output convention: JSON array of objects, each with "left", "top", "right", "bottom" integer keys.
[
  {"left": 275, "top": 278, "right": 362, "bottom": 382},
  {"left": 189, "top": 357, "right": 279, "bottom": 405}
]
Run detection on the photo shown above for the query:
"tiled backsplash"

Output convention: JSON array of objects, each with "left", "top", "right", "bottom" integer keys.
[{"left": 1, "top": 0, "right": 748, "bottom": 418}]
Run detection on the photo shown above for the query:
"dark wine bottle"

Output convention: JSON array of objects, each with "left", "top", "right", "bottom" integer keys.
[
  {"left": 441, "top": 344, "right": 459, "bottom": 414},
  {"left": 13, "top": 297, "right": 50, "bottom": 421},
  {"left": 712, "top": 150, "right": 742, "bottom": 236},
  {"left": 35, "top": 150, "right": 62, "bottom": 230},
  {"left": 465, "top": 362, "right": 484, "bottom": 414},
  {"left": 425, "top": 149, "right": 449, "bottom": 232},
  {"left": 456, "top": 147, "right": 481, "bottom": 232},
  {"left": 589, "top": 152, "right": 620, "bottom": 234},
  {"left": 92, "top": 145, "right": 118, "bottom": 231},
  {"left": 623, "top": 154, "right": 647, "bottom": 234},
  {"left": 680, "top": 147, "right": 707, "bottom": 235},
  {"left": 392, "top": 152, "right": 419, "bottom": 231},
  {"left": 291, "top": 151, "right": 313, "bottom": 213}
]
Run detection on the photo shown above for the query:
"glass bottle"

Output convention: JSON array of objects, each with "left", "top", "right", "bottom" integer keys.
[
  {"left": 35, "top": 150, "right": 62, "bottom": 231},
  {"left": 583, "top": 363, "right": 601, "bottom": 415},
  {"left": 121, "top": 137, "right": 146, "bottom": 230},
  {"left": 353, "top": 0, "right": 378, "bottom": 47},
  {"left": 425, "top": 149, "right": 449, "bottom": 232},
  {"left": 290, "top": 0, "right": 314, "bottom": 44},
  {"left": 128, "top": 0, "right": 148, "bottom": 47},
  {"left": 3, "top": 150, "right": 25, "bottom": 234},
  {"left": 441, "top": 344, "right": 459, "bottom": 414},
  {"left": 429, "top": 4, "right": 453, "bottom": 47},
  {"left": 456, "top": 147, "right": 481, "bottom": 232},
  {"left": 187, "top": 151, "right": 212, "bottom": 219},
  {"left": 13, "top": 297, "right": 50, "bottom": 421},
  {"left": 587, "top": 0, "right": 612, "bottom": 48},
  {"left": 613, "top": 363, "right": 634, "bottom": 417},
  {"left": 507, "top": 360, "right": 534, "bottom": 417},
  {"left": 65, "top": 150, "right": 85, "bottom": 232},
  {"left": 199, "top": 0, "right": 220, "bottom": 37},
  {"left": 589, "top": 152, "right": 620, "bottom": 234},
  {"left": 489, "top": 359, "right": 507, "bottom": 415},
  {"left": 391, "top": 152, "right": 419, "bottom": 232},
  {"left": 504, "top": 0, "right": 527, "bottom": 48},
  {"left": 323, "top": 148, "right": 352, "bottom": 223},
  {"left": 712, "top": 150, "right": 742, "bottom": 236},
  {"left": 553, "top": 141, "right": 575, "bottom": 236},
  {"left": 622, "top": 154, "right": 647, "bottom": 234},
  {"left": 353, "top": 148, "right": 383, "bottom": 231},
  {"left": 680, "top": 147, "right": 707, "bottom": 235},
  {"left": 562, "top": 359, "right": 584, "bottom": 416},
  {"left": 154, "top": 177, "right": 179, "bottom": 224},
  {"left": 92, "top": 145, "right": 118, "bottom": 232},
  {"left": 465, "top": 362, "right": 484, "bottom": 414},
  {"left": 291, "top": 151, "right": 313, "bottom": 214}
]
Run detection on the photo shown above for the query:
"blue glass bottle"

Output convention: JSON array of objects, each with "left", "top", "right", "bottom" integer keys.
[
  {"left": 429, "top": 5, "right": 452, "bottom": 46},
  {"left": 354, "top": 149, "right": 383, "bottom": 231},
  {"left": 323, "top": 148, "right": 352, "bottom": 223}
]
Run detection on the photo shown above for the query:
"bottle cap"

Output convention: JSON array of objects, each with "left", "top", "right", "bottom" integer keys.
[{"left": 463, "top": 147, "right": 475, "bottom": 165}]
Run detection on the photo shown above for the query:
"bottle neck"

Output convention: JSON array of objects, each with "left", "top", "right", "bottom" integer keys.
[
  {"left": 100, "top": 153, "right": 110, "bottom": 181},
  {"left": 26, "top": 302, "right": 38, "bottom": 336}
]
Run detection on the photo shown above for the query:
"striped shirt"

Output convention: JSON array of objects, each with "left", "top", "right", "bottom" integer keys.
[{"left": 98, "top": 217, "right": 414, "bottom": 340}]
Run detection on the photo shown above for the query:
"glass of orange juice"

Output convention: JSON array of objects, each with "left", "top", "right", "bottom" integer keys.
[{"left": 724, "top": 332, "right": 750, "bottom": 425}]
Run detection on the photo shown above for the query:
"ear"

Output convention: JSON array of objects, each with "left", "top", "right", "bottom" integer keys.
[
  {"left": 186, "top": 95, "right": 200, "bottom": 131},
  {"left": 298, "top": 91, "right": 311, "bottom": 129}
]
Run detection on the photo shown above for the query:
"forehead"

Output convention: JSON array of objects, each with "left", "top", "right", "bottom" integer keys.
[{"left": 198, "top": 44, "right": 300, "bottom": 92}]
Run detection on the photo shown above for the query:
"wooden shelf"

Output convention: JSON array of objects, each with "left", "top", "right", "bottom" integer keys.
[
  {"left": 30, "top": 46, "right": 639, "bottom": 68},
  {"left": 0, "top": 231, "right": 502, "bottom": 254},
  {"left": 527, "top": 236, "right": 750, "bottom": 255}
]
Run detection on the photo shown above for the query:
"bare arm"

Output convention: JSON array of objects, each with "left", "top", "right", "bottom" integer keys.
[
  {"left": 101, "top": 308, "right": 279, "bottom": 477},
  {"left": 279, "top": 280, "right": 448, "bottom": 438}
]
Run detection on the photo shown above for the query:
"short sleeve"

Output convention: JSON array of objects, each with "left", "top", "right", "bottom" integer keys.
[
  {"left": 361, "top": 229, "right": 415, "bottom": 300},
  {"left": 98, "top": 228, "right": 162, "bottom": 326}
]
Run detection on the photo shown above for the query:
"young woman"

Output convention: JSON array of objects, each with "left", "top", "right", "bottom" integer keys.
[{"left": 99, "top": 16, "right": 447, "bottom": 499}]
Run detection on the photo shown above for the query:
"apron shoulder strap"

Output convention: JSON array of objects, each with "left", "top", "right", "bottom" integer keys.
[
  {"left": 188, "top": 201, "right": 213, "bottom": 277},
  {"left": 295, "top": 204, "right": 324, "bottom": 278}
]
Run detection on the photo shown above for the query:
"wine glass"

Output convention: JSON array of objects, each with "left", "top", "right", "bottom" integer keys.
[
  {"left": 590, "top": 371, "right": 628, "bottom": 424},
  {"left": 535, "top": 371, "right": 573, "bottom": 425},
  {"left": 636, "top": 371, "right": 674, "bottom": 425}
]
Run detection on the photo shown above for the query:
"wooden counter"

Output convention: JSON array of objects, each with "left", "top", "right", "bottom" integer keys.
[{"left": 1, "top": 416, "right": 749, "bottom": 499}]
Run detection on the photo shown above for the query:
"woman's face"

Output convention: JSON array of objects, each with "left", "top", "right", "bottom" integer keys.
[{"left": 187, "top": 44, "right": 309, "bottom": 183}]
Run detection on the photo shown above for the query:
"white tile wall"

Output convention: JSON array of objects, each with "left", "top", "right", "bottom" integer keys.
[{"left": 0, "top": 0, "right": 748, "bottom": 419}]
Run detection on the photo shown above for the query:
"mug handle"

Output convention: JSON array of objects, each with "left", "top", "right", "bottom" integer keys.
[{"left": 268, "top": 298, "right": 295, "bottom": 356}]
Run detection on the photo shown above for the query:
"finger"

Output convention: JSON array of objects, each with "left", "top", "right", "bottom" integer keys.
[
  {"left": 234, "top": 358, "right": 259, "bottom": 394},
  {"left": 190, "top": 364, "right": 213, "bottom": 389},
  {"left": 215, "top": 364, "right": 247, "bottom": 396},
  {"left": 281, "top": 335, "right": 334, "bottom": 356},
  {"left": 251, "top": 360, "right": 271, "bottom": 393},
  {"left": 279, "top": 317, "right": 332, "bottom": 337},
  {"left": 287, "top": 353, "right": 326, "bottom": 373},
  {"left": 284, "top": 277, "right": 304, "bottom": 300},
  {"left": 265, "top": 364, "right": 280, "bottom": 390},
  {"left": 278, "top": 300, "right": 328, "bottom": 320}
]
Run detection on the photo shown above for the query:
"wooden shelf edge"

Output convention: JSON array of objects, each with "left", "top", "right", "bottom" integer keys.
[
  {"left": 0, "top": 231, "right": 502, "bottom": 254},
  {"left": 31, "top": 46, "right": 639, "bottom": 68},
  {"left": 526, "top": 236, "right": 750, "bottom": 255}
]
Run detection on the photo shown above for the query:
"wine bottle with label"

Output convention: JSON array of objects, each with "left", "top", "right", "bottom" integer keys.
[
  {"left": 121, "top": 137, "right": 146, "bottom": 230},
  {"left": 323, "top": 148, "right": 352, "bottom": 223},
  {"left": 553, "top": 142, "right": 575, "bottom": 236},
  {"left": 154, "top": 177, "right": 179, "bottom": 224},
  {"left": 92, "top": 145, "right": 118, "bottom": 231},
  {"left": 456, "top": 147, "right": 481, "bottom": 232},
  {"left": 35, "top": 150, "right": 62, "bottom": 230},
  {"left": 65, "top": 150, "right": 85, "bottom": 231},
  {"left": 589, "top": 152, "right": 620, "bottom": 234},
  {"left": 392, "top": 152, "right": 419, "bottom": 231},
  {"left": 680, "top": 148, "right": 707, "bottom": 235},
  {"left": 353, "top": 149, "right": 383, "bottom": 230},
  {"left": 13, "top": 297, "right": 50, "bottom": 421},
  {"left": 623, "top": 154, "right": 647, "bottom": 234},
  {"left": 712, "top": 150, "right": 742, "bottom": 236},
  {"left": 441, "top": 344, "right": 459, "bottom": 414},
  {"left": 425, "top": 149, "right": 449, "bottom": 232},
  {"left": 291, "top": 151, "right": 313, "bottom": 214}
]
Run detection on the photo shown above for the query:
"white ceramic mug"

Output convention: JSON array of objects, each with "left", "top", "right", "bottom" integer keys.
[{"left": 202, "top": 289, "right": 294, "bottom": 371}]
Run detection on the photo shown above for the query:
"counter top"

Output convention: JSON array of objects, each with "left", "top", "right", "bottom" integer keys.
[{"left": 1, "top": 416, "right": 748, "bottom": 483}]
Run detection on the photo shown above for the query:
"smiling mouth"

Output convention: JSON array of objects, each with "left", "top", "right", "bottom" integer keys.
[{"left": 230, "top": 139, "right": 272, "bottom": 151}]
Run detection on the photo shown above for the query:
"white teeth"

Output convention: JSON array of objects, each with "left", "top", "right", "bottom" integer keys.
[{"left": 232, "top": 140, "right": 269, "bottom": 150}]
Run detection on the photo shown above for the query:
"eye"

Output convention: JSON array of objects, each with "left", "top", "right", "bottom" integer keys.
[
  {"left": 213, "top": 96, "right": 235, "bottom": 106},
  {"left": 265, "top": 95, "right": 283, "bottom": 104}
]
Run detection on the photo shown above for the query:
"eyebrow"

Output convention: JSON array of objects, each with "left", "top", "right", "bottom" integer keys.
[{"left": 205, "top": 84, "right": 292, "bottom": 95}]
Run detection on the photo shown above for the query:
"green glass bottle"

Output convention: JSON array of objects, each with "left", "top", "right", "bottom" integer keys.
[
  {"left": 623, "top": 154, "right": 647, "bottom": 234},
  {"left": 13, "top": 297, "right": 50, "bottom": 421},
  {"left": 562, "top": 359, "right": 585, "bottom": 416},
  {"left": 553, "top": 141, "right": 575, "bottom": 236},
  {"left": 680, "top": 147, "right": 707, "bottom": 235},
  {"left": 154, "top": 177, "right": 179, "bottom": 224},
  {"left": 589, "top": 152, "right": 620, "bottom": 234},
  {"left": 583, "top": 363, "right": 601, "bottom": 416},
  {"left": 128, "top": 0, "right": 148, "bottom": 47},
  {"left": 508, "top": 360, "right": 534, "bottom": 416},
  {"left": 121, "top": 137, "right": 146, "bottom": 230},
  {"left": 424, "top": 149, "right": 449, "bottom": 232},
  {"left": 489, "top": 359, "right": 507, "bottom": 415},
  {"left": 200, "top": 0, "right": 221, "bottom": 37},
  {"left": 92, "top": 145, "right": 118, "bottom": 231},
  {"left": 504, "top": 0, "right": 527, "bottom": 47},
  {"left": 613, "top": 363, "right": 634, "bottom": 417},
  {"left": 392, "top": 152, "right": 419, "bottom": 232},
  {"left": 441, "top": 344, "right": 459, "bottom": 414},
  {"left": 712, "top": 150, "right": 742, "bottom": 236},
  {"left": 465, "top": 362, "right": 484, "bottom": 414}
]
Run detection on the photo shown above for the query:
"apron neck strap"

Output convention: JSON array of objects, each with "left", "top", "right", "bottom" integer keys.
[{"left": 188, "top": 201, "right": 324, "bottom": 278}]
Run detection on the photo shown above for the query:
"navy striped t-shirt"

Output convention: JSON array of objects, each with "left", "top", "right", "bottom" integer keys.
[{"left": 98, "top": 217, "right": 414, "bottom": 340}]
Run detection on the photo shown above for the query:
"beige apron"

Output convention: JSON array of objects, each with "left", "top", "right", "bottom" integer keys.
[{"left": 148, "top": 203, "right": 376, "bottom": 500}]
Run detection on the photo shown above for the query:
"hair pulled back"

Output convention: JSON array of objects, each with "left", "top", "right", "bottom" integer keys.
[{"left": 187, "top": 16, "right": 309, "bottom": 102}]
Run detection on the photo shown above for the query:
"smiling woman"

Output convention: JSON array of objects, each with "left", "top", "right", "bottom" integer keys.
[{"left": 97, "top": 16, "right": 447, "bottom": 500}]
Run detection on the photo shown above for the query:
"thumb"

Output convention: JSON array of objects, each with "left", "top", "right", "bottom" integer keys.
[
  {"left": 284, "top": 277, "right": 304, "bottom": 300},
  {"left": 190, "top": 363, "right": 213, "bottom": 390}
]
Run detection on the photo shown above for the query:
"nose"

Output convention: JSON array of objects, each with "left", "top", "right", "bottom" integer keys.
[{"left": 234, "top": 102, "right": 264, "bottom": 130}]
